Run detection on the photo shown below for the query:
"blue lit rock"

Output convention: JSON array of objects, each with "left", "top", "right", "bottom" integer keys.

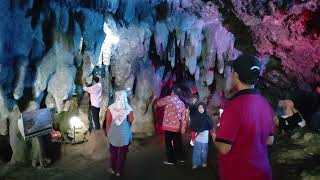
[
  {"left": 110, "top": 23, "right": 151, "bottom": 89},
  {"left": 13, "top": 58, "right": 29, "bottom": 100},
  {"left": 54, "top": 5, "right": 70, "bottom": 33},
  {"left": 154, "top": 21, "right": 169, "bottom": 58},
  {"left": 79, "top": 9, "right": 105, "bottom": 65},
  {"left": 73, "top": 22, "right": 82, "bottom": 55},
  {"left": 34, "top": 42, "right": 76, "bottom": 112},
  {"left": 131, "top": 62, "right": 157, "bottom": 136},
  {"left": 9, "top": 105, "right": 27, "bottom": 164},
  {"left": 47, "top": 65, "right": 76, "bottom": 113},
  {"left": 118, "top": 0, "right": 136, "bottom": 24},
  {"left": 0, "top": 87, "right": 9, "bottom": 136},
  {"left": 30, "top": 24, "right": 45, "bottom": 60},
  {"left": 0, "top": 87, "right": 10, "bottom": 122},
  {"left": 45, "top": 93, "right": 56, "bottom": 109},
  {"left": 0, "top": 2, "right": 33, "bottom": 59},
  {"left": 0, "top": 0, "right": 299, "bottom": 146},
  {"left": 34, "top": 49, "right": 57, "bottom": 98},
  {"left": 106, "top": 0, "right": 119, "bottom": 14}
]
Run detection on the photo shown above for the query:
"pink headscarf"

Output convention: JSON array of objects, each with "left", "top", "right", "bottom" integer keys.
[{"left": 108, "top": 90, "right": 132, "bottom": 126}]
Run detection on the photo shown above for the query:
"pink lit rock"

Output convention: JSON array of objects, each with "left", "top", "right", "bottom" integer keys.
[{"left": 231, "top": 0, "right": 320, "bottom": 88}]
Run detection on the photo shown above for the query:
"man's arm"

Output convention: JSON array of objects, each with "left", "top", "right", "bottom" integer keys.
[
  {"left": 267, "top": 135, "right": 274, "bottom": 145},
  {"left": 82, "top": 78, "right": 94, "bottom": 93},
  {"left": 215, "top": 108, "right": 239, "bottom": 155},
  {"left": 267, "top": 110, "right": 276, "bottom": 145},
  {"left": 83, "top": 84, "right": 94, "bottom": 94}
]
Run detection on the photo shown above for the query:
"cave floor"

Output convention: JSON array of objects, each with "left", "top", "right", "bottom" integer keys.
[
  {"left": 1, "top": 135, "right": 218, "bottom": 180},
  {"left": 0, "top": 134, "right": 308, "bottom": 180}
]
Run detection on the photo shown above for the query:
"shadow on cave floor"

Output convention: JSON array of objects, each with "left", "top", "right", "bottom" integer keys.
[{"left": 0, "top": 134, "right": 315, "bottom": 180}]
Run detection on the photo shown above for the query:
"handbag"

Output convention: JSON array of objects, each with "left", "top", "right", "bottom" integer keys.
[{"left": 297, "top": 112, "right": 306, "bottom": 127}]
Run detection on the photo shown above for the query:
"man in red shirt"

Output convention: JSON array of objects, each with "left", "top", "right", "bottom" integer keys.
[{"left": 215, "top": 55, "right": 275, "bottom": 180}]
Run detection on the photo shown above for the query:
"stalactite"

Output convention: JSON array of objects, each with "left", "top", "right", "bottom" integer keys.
[
  {"left": 155, "top": 21, "right": 169, "bottom": 58},
  {"left": 13, "top": 58, "right": 28, "bottom": 100}
]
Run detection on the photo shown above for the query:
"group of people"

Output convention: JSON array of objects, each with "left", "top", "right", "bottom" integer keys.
[
  {"left": 155, "top": 88, "right": 217, "bottom": 169},
  {"left": 155, "top": 55, "right": 275, "bottom": 180},
  {"left": 83, "top": 54, "right": 277, "bottom": 180}
]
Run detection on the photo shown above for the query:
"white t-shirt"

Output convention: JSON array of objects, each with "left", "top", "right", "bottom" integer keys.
[
  {"left": 83, "top": 83, "right": 102, "bottom": 108},
  {"left": 195, "top": 130, "right": 209, "bottom": 143}
]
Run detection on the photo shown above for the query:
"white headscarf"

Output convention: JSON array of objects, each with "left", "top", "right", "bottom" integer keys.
[{"left": 108, "top": 90, "right": 133, "bottom": 126}]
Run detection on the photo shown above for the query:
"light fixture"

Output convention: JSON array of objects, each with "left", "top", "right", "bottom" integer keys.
[
  {"left": 69, "top": 116, "right": 84, "bottom": 144},
  {"left": 69, "top": 116, "right": 83, "bottom": 129}
]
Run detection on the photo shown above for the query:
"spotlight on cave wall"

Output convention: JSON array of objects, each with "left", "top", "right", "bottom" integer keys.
[
  {"left": 104, "top": 25, "right": 119, "bottom": 45},
  {"left": 98, "top": 22, "right": 119, "bottom": 66}
]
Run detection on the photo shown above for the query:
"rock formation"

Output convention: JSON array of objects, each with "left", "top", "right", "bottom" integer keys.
[{"left": 0, "top": 1, "right": 318, "bottom": 173}]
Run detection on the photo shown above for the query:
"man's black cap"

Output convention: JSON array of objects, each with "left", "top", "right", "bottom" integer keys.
[{"left": 226, "top": 54, "right": 261, "bottom": 85}]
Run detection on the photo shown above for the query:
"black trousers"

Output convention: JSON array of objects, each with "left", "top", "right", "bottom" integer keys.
[
  {"left": 165, "top": 131, "right": 184, "bottom": 163},
  {"left": 89, "top": 106, "right": 101, "bottom": 130}
]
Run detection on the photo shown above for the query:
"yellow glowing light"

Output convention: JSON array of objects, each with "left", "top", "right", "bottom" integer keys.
[{"left": 69, "top": 116, "right": 83, "bottom": 129}]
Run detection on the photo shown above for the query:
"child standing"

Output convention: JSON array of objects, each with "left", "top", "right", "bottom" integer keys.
[{"left": 190, "top": 102, "right": 215, "bottom": 169}]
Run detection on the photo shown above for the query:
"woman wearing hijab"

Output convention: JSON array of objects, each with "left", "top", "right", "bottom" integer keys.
[
  {"left": 105, "top": 90, "right": 134, "bottom": 176},
  {"left": 277, "top": 99, "right": 306, "bottom": 134},
  {"left": 190, "top": 102, "right": 215, "bottom": 169}
]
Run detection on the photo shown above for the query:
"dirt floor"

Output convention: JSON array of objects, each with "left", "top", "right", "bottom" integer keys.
[
  {"left": 0, "top": 133, "right": 316, "bottom": 180},
  {"left": 0, "top": 135, "right": 218, "bottom": 180}
]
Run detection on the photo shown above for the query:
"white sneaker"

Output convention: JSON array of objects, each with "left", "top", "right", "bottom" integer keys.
[
  {"left": 163, "top": 161, "right": 175, "bottom": 165},
  {"left": 202, "top": 164, "right": 207, "bottom": 168},
  {"left": 106, "top": 168, "right": 115, "bottom": 175},
  {"left": 192, "top": 165, "right": 197, "bottom": 170}
]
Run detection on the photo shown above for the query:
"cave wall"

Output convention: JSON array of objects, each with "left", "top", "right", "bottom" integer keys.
[
  {"left": 0, "top": 0, "right": 240, "bottom": 164},
  {"left": 227, "top": 0, "right": 320, "bottom": 89},
  {"left": 0, "top": 0, "right": 319, "bottom": 164}
]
